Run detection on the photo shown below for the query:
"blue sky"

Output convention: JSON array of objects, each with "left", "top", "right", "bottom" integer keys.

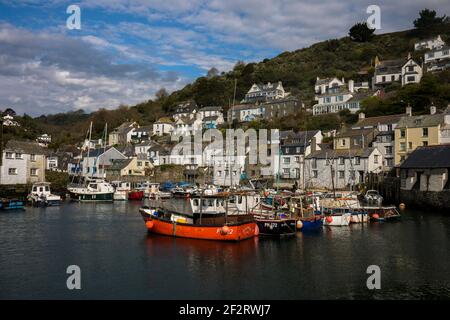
[{"left": 0, "top": 0, "right": 449, "bottom": 116}]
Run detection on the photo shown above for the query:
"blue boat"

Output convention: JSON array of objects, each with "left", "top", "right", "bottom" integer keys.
[{"left": 1, "top": 199, "right": 25, "bottom": 210}]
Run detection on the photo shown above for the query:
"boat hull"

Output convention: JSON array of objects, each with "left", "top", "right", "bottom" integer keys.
[
  {"left": 128, "top": 191, "right": 144, "bottom": 201},
  {"left": 297, "top": 216, "right": 323, "bottom": 231},
  {"left": 323, "top": 214, "right": 351, "bottom": 226},
  {"left": 69, "top": 192, "right": 114, "bottom": 202},
  {"left": 140, "top": 210, "right": 257, "bottom": 241},
  {"left": 255, "top": 218, "right": 297, "bottom": 237}
]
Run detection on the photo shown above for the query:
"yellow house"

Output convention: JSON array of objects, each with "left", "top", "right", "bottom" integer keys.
[
  {"left": 394, "top": 112, "right": 446, "bottom": 165},
  {"left": 106, "top": 157, "right": 153, "bottom": 178}
]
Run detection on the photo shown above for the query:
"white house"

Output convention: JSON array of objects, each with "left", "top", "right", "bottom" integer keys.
[
  {"left": 197, "top": 106, "right": 225, "bottom": 129},
  {"left": 152, "top": 118, "right": 175, "bottom": 136},
  {"left": 81, "top": 147, "right": 127, "bottom": 179},
  {"left": 108, "top": 122, "right": 138, "bottom": 146},
  {"left": 242, "top": 81, "right": 289, "bottom": 103},
  {"left": 312, "top": 77, "right": 375, "bottom": 115},
  {"left": 0, "top": 140, "right": 46, "bottom": 185},
  {"left": 2, "top": 114, "right": 20, "bottom": 127},
  {"left": 425, "top": 46, "right": 450, "bottom": 63},
  {"left": 414, "top": 35, "right": 445, "bottom": 51},
  {"left": 173, "top": 116, "right": 203, "bottom": 136},
  {"left": 372, "top": 55, "right": 422, "bottom": 88},
  {"left": 304, "top": 147, "right": 384, "bottom": 190}
]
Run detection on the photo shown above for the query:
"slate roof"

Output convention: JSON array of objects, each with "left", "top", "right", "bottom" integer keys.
[
  {"left": 82, "top": 147, "right": 113, "bottom": 158},
  {"left": 354, "top": 114, "right": 404, "bottom": 128},
  {"left": 4, "top": 140, "right": 46, "bottom": 154},
  {"left": 306, "top": 147, "right": 377, "bottom": 159},
  {"left": 199, "top": 106, "right": 222, "bottom": 112},
  {"left": 108, "top": 158, "right": 133, "bottom": 171},
  {"left": 375, "top": 58, "right": 406, "bottom": 74},
  {"left": 282, "top": 130, "right": 319, "bottom": 145},
  {"left": 335, "top": 128, "right": 375, "bottom": 138},
  {"left": 396, "top": 113, "right": 445, "bottom": 129},
  {"left": 400, "top": 144, "right": 450, "bottom": 168}
]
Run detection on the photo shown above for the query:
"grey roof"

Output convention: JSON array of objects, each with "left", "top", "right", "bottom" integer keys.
[
  {"left": 282, "top": 130, "right": 319, "bottom": 146},
  {"left": 133, "top": 125, "right": 152, "bottom": 133},
  {"left": 5, "top": 140, "right": 46, "bottom": 154},
  {"left": 199, "top": 106, "right": 222, "bottom": 112},
  {"left": 108, "top": 158, "right": 133, "bottom": 171},
  {"left": 354, "top": 114, "right": 405, "bottom": 128},
  {"left": 82, "top": 147, "right": 113, "bottom": 158},
  {"left": 315, "top": 77, "right": 338, "bottom": 86},
  {"left": 400, "top": 144, "right": 450, "bottom": 168},
  {"left": 336, "top": 128, "right": 376, "bottom": 138},
  {"left": 396, "top": 113, "right": 445, "bottom": 129},
  {"left": 306, "top": 147, "right": 377, "bottom": 159}
]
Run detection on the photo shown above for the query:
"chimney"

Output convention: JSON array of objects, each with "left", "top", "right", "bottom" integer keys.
[
  {"left": 321, "top": 84, "right": 326, "bottom": 94},
  {"left": 406, "top": 105, "right": 412, "bottom": 117},
  {"left": 342, "top": 77, "right": 345, "bottom": 83},
  {"left": 348, "top": 80, "right": 354, "bottom": 93},
  {"left": 359, "top": 112, "right": 365, "bottom": 120},
  {"left": 430, "top": 103, "right": 436, "bottom": 115}
]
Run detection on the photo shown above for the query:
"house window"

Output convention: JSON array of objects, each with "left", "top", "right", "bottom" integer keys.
[
  {"left": 422, "top": 128, "right": 428, "bottom": 137},
  {"left": 382, "top": 76, "right": 386, "bottom": 82},
  {"left": 385, "top": 146, "right": 393, "bottom": 155},
  {"left": 400, "top": 129, "right": 405, "bottom": 138},
  {"left": 407, "top": 76, "right": 415, "bottom": 82},
  {"left": 374, "top": 155, "right": 379, "bottom": 164},
  {"left": 296, "top": 147, "right": 301, "bottom": 153},
  {"left": 5, "top": 152, "right": 13, "bottom": 159},
  {"left": 312, "top": 170, "right": 318, "bottom": 178},
  {"left": 30, "top": 168, "right": 38, "bottom": 176},
  {"left": 444, "top": 50, "right": 449, "bottom": 56},
  {"left": 391, "top": 75, "right": 395, "bottom": 81},
  {"left": 8, "top": 168, "right": 17, "bottom": 175},
  {"left": 137, "top": 161, "right": 142, "bottom": 166},
  {"left": 354, "top": 157, "right": 360, "bottom": 165},
  {"left": 408, "top": 142, "right": 413, "bottom": 150},
  {"left": 15, "top": 153, "right": 23, "bottom": 159},
  {"left": 423, "top": 141, "right": 428, "bottom": 146},
  {"left": 294, "top": 156, "right": 300, "bottom": 163},
  {"left": 400, "top": 142, "right": 406, "bottom": 151},
  {"left": 339, "top": 157, "right": 344, "bottom": 165},
  {"left": 338, "top": 171, "right": 345, "bottom": 179},
  {"left": 217, "top": 171, "right": 222, "bottom": 176},
  {"left": 312, "top": 158, "right": 317, "bottom": 169},
  {"left": 340, "top": 139, "right": 346, "bottom": 147},
  {"left": 283, "top": 168, "right": 289, "bottom": 175},
  {"left": 30, "top": 154, "right": 36, "bottom": 161},
  {"left": 400, "top": 155, "right": 406, "bottom": 162},
  {"left": 408, "top": 66, "right": 414, "bottom": 72}
]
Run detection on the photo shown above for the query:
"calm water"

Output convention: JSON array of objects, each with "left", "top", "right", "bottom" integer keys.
[{"left": 0, "top": 200, "right": 449, "bottom": 300}]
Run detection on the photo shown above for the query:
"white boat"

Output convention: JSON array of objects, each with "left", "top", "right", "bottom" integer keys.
[
  {"left": 323, "top": 212, "right": 352, "bottom": 226},
  {"left": 112, "top": 181, "right": 131, "bottom": 201},
  {"left": 67, "top": 179, "right": 115, "bottom": 202},
  {"left": 28, "top": 182, "right": 61, "bottom": 206}
]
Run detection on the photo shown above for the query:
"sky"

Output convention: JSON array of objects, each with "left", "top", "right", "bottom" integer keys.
[{"left": 0, "top": 1, "right": 449, "bottom": 116}]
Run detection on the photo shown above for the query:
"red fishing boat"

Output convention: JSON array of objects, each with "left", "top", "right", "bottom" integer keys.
[
  {"left": 128, "top": 190, "right": 144, "bottom": 200},
  {"left": 139, "top": 193, "right": 259, "bottom": 241}
]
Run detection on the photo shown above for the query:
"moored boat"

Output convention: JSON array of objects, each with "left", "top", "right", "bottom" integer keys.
[
  {"left": 296, "top": 215, "right": 323, "bottom": 231},
  {"left": 67, "top": 179, "right": 114, "bottom": 202},
  {"left": 0, "top": 198, "right": 25, "bottom": 210},
  {"left": 253, "top": 214, "right": 297, "bottom": 237},
  {"left": 112, "top": 181, "right": 130, "bottom": 201},
  {"left": 128, "top": 190, "right": 144, "bottom": 200},
  {"left": 139, "top": 193, "right": 258, "bottom": 241},
  {"left": 28, "top": 182, "right": 61, "bottom": 206}
]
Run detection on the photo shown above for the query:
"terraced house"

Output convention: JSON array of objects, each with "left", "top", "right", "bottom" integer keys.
[
  {"left": 394, "top": 105, "right": 450, "bottom": 165},
  {"left": 0, "top": 140, "right": 46, "bottom": 185}
]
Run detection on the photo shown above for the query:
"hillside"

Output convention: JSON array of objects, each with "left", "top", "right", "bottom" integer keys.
[{"left": 10, "top": 14, "right": 450, "bottom": 149}]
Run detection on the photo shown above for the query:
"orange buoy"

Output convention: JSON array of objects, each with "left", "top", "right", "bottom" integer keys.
[
  {"left": 145, "top": 220, "right": 154, "bottom": 229},
  {"left": 326, "top": 216, "right": 333, "bottom": 223},
  {"left": 296, "top": 220, "right": 303, "bottom": 229},
  {"left": 372, "top": 213, "right": 380, "bottom": 220}
]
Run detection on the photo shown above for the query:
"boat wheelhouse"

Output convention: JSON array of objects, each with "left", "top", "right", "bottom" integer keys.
[
  {"left": 28, "top": 182, "right": 61, "bottom": 206},
  {"left": 68, "top": 179, "right": 115, "bottom": 202}
]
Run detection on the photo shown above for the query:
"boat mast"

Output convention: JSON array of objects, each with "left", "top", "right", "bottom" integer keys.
[{"left": 87, "top": 121, "right": 93, "bottom": 179}]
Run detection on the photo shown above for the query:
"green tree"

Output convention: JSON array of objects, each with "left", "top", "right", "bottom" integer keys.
[
  {"left": 348, "top": 22, "right": 375, "bottom": 42},
  {"left": 413, "top": 9, "right": 448, "bottom": 35}
]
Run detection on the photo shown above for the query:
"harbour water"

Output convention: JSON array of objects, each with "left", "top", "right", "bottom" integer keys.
[{"left": 0, "top": 200, "right": 449, "bottom": 299}]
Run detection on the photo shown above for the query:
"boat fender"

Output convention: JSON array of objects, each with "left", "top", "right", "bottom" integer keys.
[
  {"left": 399, "top": 203, "right": 406, "bottom": 210},
  {"left": 220, "top": 225, "right": 230, "bottom": 235},
  {"left": 145, "top": 220, "right": 154, "bottom": 229},
  {"left": 254, "top": 225, "right": 259, "bottom": 236},
  {"left": 326, "top": 216, "right": 333, "bottom": 224},
  {"left": 372, "top": 213, "right": 379, "bottom": 220},
  {"left": 296, "top": 220, "right": 303, "bottom": 230}
]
